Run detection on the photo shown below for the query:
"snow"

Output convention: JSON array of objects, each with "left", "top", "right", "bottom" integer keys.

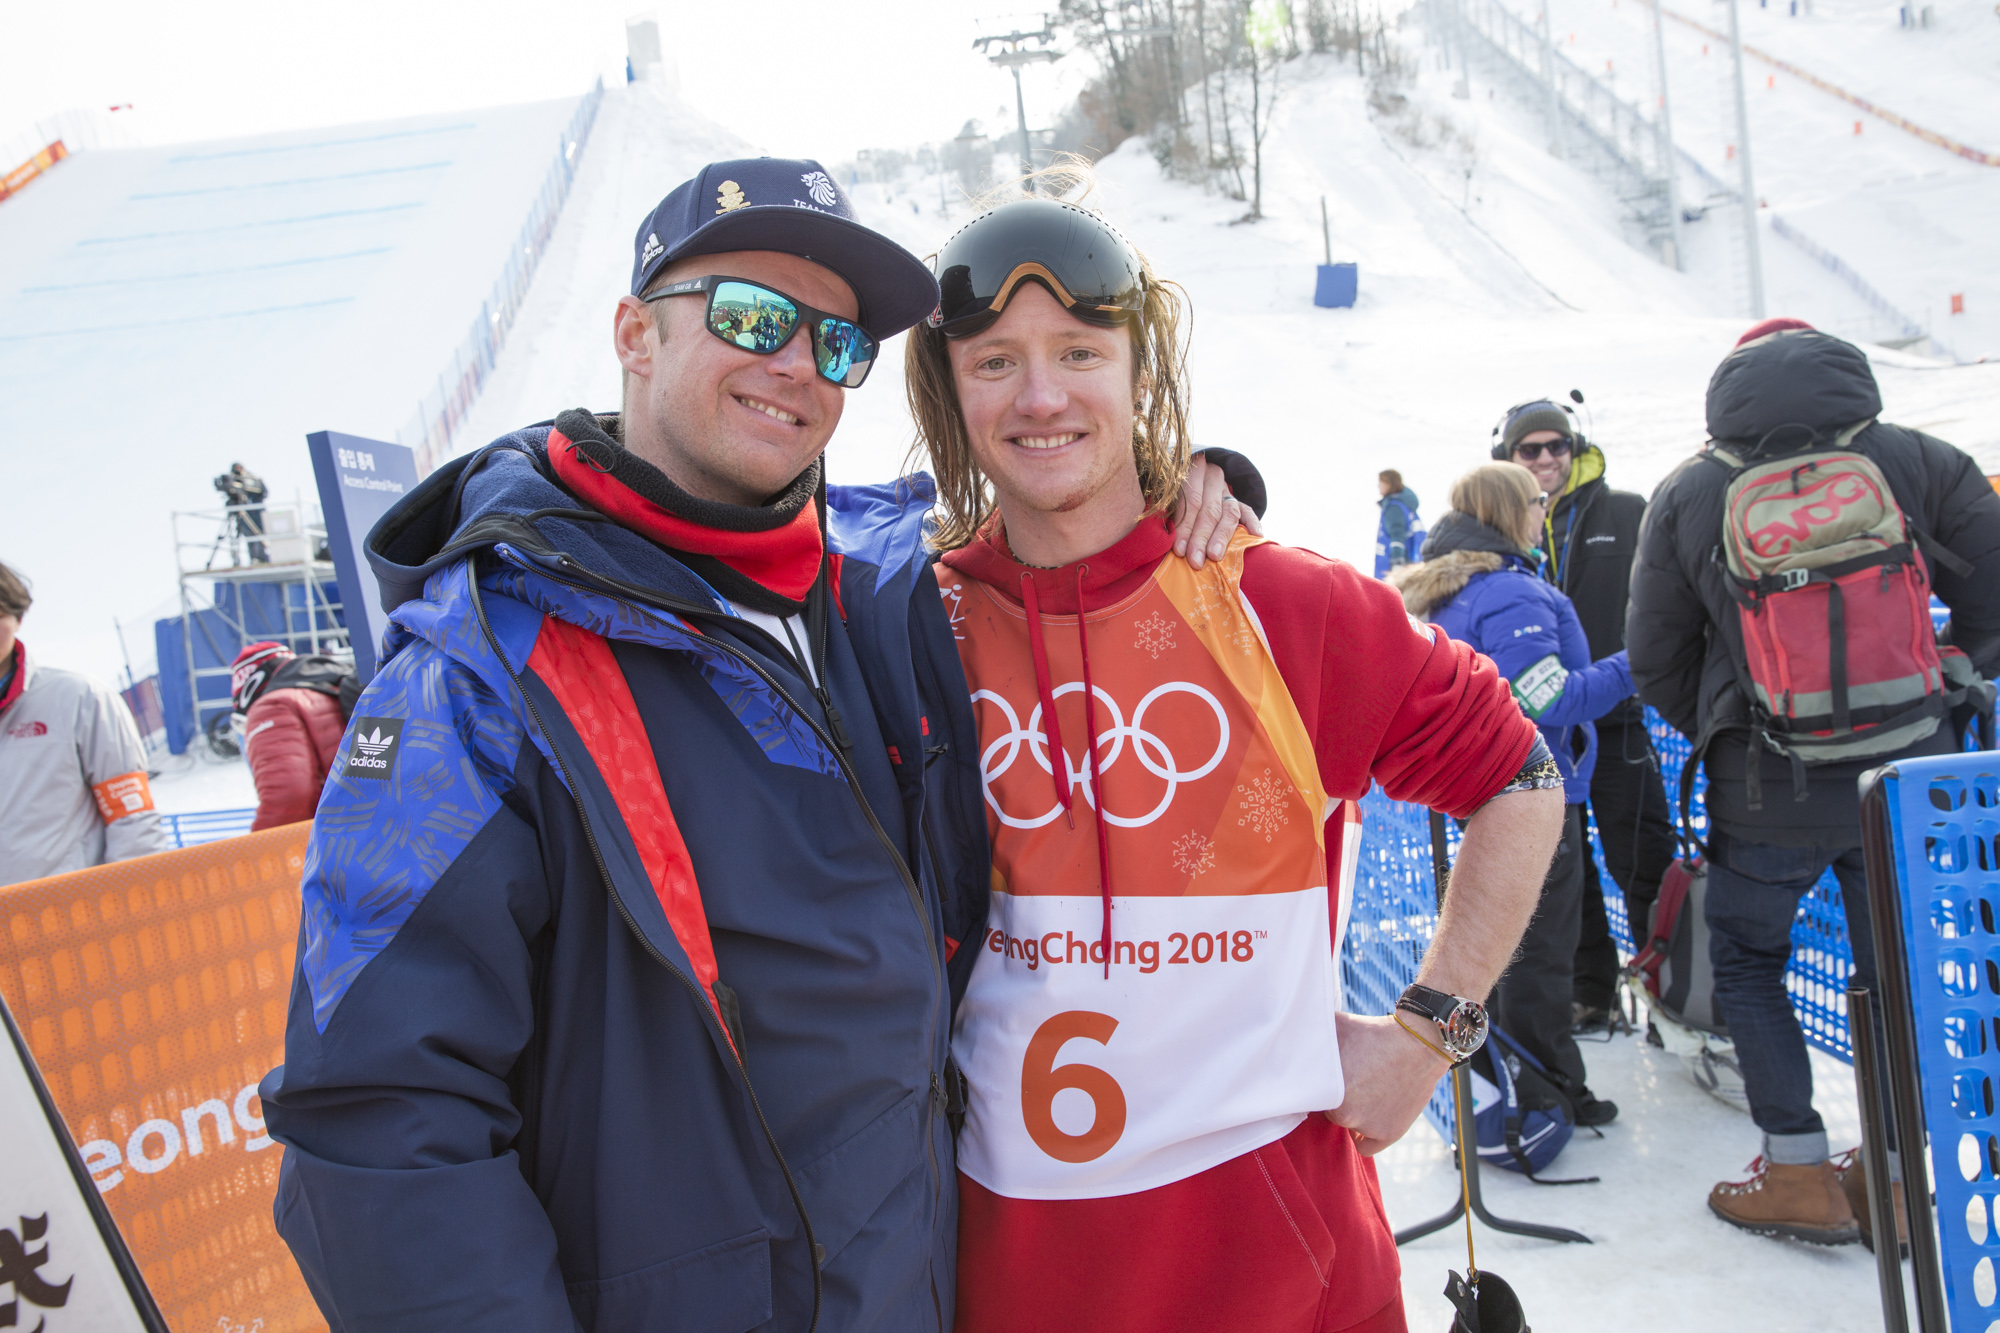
[
  {"left": 1495, "top": 0, "right": 2000, "bottom": 359},
  {"left": 0, "top": 93, "right": 585, "bottom": 677},
  {"left": 148, "top": 749, "right": 256, "bottom": 814},
  {"left": 1383, "top": 1018, "right": 1884, "bottom": 1332}
]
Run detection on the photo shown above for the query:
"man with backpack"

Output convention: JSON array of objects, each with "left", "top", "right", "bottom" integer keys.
[
  {"left": 229, "top": 641, "right": 358, "bottom": 830},
  {"left": 1628, "top": 318, "right": 2000, "bottom": 1244},
  {"left": 1492, "top": 397, "right": 1677, "bottom": 1027}
]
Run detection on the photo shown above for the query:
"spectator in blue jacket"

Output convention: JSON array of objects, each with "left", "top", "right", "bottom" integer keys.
[
  {"left": 1392, "top": 461, "right": 1635, "bottom": 1126},
  {"left": 1373, "top": 469, "right": 1424, "bottom": 577}
]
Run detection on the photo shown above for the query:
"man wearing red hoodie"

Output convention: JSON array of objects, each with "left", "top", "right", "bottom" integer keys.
[{"left": 907, "top": 195, "right": 1565, "bottom": 1332}]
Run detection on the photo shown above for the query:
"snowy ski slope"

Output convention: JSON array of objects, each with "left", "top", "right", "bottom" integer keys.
[
  {"left": 0, "top": 93, "right": 583, "bottom": 673},
  {"left": 1498, "top": 0, "right": 2000, "bottom": 358}
]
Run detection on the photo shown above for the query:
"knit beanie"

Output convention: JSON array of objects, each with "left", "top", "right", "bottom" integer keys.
[{"left": 1498, "top": 400, "right": 1576, "bottom": 453}]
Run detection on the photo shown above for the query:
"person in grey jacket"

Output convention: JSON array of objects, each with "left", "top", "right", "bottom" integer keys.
[{"left": 0, "top": 561, "right": 169, "bottom": 887}]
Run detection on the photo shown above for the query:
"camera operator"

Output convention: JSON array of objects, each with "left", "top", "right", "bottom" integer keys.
[{"left": 215, "top": 462, "right": 269, "bottom": 563}]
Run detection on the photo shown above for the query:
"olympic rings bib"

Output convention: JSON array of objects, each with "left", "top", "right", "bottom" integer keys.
[{"left": 943, "top": 532, "right": 1359, "bottom": 1200}]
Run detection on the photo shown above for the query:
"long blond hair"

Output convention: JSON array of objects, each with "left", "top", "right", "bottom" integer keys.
[
  {"left": 1450, "top": 463, "right": 1542, "bottom": 550},
  {"left": 904, "top": 158, "right": 1193, "bottom": 552}
]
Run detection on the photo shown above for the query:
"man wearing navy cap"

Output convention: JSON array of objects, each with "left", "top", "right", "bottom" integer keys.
[{"left": 261, "top": 158, "right": 1248, "bottom": 1332}]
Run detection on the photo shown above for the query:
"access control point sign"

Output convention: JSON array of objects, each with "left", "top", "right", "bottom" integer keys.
[{"left": 306, "top": 431, "right": 418, "bottom": 684}]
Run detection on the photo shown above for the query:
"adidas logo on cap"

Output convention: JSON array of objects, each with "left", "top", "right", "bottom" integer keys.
[
  {"left": 640, "top": 232, "right": 664, "bottom": 267},
  {"left": 345, "top": 717, "right": 404, "bottom": 780}
]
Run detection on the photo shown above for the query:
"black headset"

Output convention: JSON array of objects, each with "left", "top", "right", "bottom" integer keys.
[{"left": 1490, "top": 389, "right": 1587, "bottom": 461}]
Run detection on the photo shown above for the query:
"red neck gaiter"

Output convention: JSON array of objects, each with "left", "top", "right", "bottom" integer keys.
[{"left": 548, "top": 419, "right": 823, "bottom": 611}]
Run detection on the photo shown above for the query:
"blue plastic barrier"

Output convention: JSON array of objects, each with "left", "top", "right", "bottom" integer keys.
[
  {"left": 1343, "top": 707, "right": 1863, "bottom": 1139},
  {"left": 158, "top": 808, "right": 256, "bottom": 848},
  {"left": 1873, "top": 752, "right": 2000, "bottom": 1329}
]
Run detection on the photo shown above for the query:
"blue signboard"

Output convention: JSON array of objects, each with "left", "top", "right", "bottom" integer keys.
[{"left": 307, "top": 431, "right": 418, "bottom": 683}]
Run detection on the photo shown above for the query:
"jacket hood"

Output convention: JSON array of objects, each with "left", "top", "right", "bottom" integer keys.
[
  {"left": 1388, "top": 550, "right": 1504, "bottom": 620},
  {"left": 1705, "top": 328, "right": 1882, "bottom": 449},
  {"left": 1557, "top": 443, "right": 1605, "bottom": 499},
  {"left": 1420, "top": 510, "right": 1525, "bottom": 561},
  {"left": 1379, "top": 486, "right": 1419, "bottom": 510}
]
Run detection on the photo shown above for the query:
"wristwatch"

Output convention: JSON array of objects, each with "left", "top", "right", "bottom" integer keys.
[{"left": 1396, "top": 984, "right": 1489, "bottom": 1065}]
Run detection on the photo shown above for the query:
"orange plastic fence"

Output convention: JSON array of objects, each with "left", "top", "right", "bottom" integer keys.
[
  {"left": 0, "top": 825, "right": 326, "bottom": 1333},
  {"left": 0, "top": 139, "right": 68, "bottom": 203}
]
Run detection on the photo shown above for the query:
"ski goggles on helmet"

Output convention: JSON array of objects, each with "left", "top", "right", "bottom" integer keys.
[
  {"left": 927, "top": 199, "right": 1146, "bottom": 339},
  {"left": 645, "top": 275, "right": 879, "bottom": 387}
]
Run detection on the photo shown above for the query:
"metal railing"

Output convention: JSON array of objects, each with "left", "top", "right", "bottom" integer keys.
[{"left": 159, "top": 808, "right": 257, "bottom": 848}]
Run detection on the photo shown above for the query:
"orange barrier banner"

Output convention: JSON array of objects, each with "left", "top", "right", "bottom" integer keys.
[
  {"left": 0, "top": 824, "right": 326, "bottom": 1333},
  {"left": 0, "top": 139, "right": 68, "bottom": 203},
  {"left": 1656, "top": 6, "right": 2000, "bottom": 167}
]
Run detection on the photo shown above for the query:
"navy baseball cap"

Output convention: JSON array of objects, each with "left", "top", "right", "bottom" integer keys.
[{"left": 630, "top": 157, "right": 938, "bottom": 341}]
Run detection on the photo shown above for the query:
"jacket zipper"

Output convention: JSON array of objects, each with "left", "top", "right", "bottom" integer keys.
[
  {"left": 519, "top": 550, "right": 953, "bottom": 1320},
  {"left": 466, "top": 569, "right": 827, "bottom": 1331}
]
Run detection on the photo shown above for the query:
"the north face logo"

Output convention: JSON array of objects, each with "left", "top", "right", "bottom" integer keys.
[
  {"left": 639, "top": 232, "right": 663, "bottom": 267},
  {"left": 345, "top": 717, "right": 403, "bottom": 780},
  {"left": 6, "top": 720, "right": 47, "bottom": 738}
]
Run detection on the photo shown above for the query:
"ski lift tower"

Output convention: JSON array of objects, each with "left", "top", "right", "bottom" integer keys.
[
  {"left": 974, "top": 21, "right": 1064, "bottom": 184},
  {"left": 168, "top": 492, "right": 347, "bottom": 752}
]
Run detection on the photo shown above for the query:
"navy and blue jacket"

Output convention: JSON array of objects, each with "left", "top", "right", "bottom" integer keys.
[
  {"left": 259, "top": 427, "right": 990, "bottom": 1332},
  {"left": 1391, "top": 512, "right": 1633, "bottom": 801},
  {"left": 1373, "top": 486, "right": 1424, "bottom": 578}
]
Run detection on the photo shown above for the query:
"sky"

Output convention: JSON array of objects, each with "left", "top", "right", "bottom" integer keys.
[{"left": 0, "top": 1, "right": 1088, "bottom": 169}]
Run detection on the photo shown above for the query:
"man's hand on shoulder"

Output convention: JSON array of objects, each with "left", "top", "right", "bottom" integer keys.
[
  {"left": 1172, "top": 452, "right": 1264, "bottom": 569},
  {"left": 1324, "top": 1011, "right": 1453, "bottom": 1155}
]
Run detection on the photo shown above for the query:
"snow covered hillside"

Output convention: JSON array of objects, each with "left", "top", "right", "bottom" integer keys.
[
  {"left": 1490, "top": 0, "right": 2000, "bottom": 359},
  {"left": 0, "top": 93, "right": 584, "bottom": 674}
]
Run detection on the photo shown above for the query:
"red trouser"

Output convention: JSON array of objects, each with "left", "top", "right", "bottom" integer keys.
[{"left": 955, "top": 1114, "right": 1408, "bottom": 1333}]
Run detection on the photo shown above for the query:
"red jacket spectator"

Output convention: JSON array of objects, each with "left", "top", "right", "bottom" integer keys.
[{"left": 231, "top": 643, "right": 353, "bottom": 830}]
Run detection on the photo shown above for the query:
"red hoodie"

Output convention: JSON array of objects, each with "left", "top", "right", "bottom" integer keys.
[{"left": 938, "top": 515, "right": 1534, "bottom": 1333}]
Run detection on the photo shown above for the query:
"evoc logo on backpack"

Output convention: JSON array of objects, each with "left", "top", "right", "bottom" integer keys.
[{"left": 344, "top": 717, "right": 403, "bottom": 781}]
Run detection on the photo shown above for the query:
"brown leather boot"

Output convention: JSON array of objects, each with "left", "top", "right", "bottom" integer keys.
[
  {"left": 1708, "top": 1157, "right": 1860, "bottom": 1245},
  {"left": 1835, "top": 1148, "right": 1910, "bottom": 1255}
]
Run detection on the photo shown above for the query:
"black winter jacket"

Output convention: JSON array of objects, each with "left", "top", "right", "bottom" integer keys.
[
  {"left": 1627, "top": 329, "right": 2000, "bottom": 847},
  {"left": 1539, "top": 444, "right": 1648, "bottom": 722}
]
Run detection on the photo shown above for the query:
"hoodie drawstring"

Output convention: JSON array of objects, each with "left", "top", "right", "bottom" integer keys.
[
  {"left": 1075, "top": 566, "right": 1114, "bottom": 978},
  {"left": 1019, "top": 567, "right": 1118, "bottom": 978},
  {"left": 1019, "top": 574, "right": 1075, "bottom": 829}
]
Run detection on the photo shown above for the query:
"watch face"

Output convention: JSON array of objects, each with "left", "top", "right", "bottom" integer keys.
[{"left": 1442, "top": 1001, "right": 1489, "bottom": 1057}]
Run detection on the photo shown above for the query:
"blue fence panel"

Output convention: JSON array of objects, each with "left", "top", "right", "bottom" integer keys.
[
  {"left": 159, "top": 808, "right": 257, "bottom": 847},
  {"left": 1882, "top": 753, "right": 2000, "bottom": 1330}
]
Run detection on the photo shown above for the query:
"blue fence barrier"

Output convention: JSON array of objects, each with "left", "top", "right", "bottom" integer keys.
[
  {"left": 1343, "top": 706, "right": 1861, "bottom": 1136},
  {"left": 158, "top": 808, "right": 256, "bottom": 848},
  {"left": 1874, "top": 753, "right": 2000, "bottom": 1328}
]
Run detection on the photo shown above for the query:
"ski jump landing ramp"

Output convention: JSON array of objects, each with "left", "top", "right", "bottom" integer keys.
[{"left": 0, "top": 93, "right": 586, "bottom": 673}]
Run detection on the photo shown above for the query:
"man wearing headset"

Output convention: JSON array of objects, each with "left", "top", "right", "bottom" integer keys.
[{"left": 1494, "top": 399, "right": 1675, "bottom": 1028}]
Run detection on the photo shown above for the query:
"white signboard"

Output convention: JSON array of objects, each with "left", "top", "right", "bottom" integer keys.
[{"left": 0, "top": 996, "right": 164, "bottom": 1333}]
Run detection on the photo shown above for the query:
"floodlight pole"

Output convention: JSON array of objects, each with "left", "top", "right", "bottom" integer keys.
[
  {"left": 1650, "top": 0, "right": 1685, "bottom": 270},
  {"left": 975, "top": 25, "right": 1064, "bottom": 185},
  {"left": 1725, "top": 0, "right": 1766, "bottom": 316}
]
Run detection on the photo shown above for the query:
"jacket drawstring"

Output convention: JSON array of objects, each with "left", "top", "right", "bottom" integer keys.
[
  {"left": 1019, "top": 567, "right": 1116, "bottom": 978},
  {"left": 1075, "top": 565, "right": 1115, "bottom": 978},
  {"left": 1019, "top": 574, "right": 1075, "bottom": 829}
]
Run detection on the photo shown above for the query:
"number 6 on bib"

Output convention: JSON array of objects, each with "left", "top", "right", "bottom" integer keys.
[{"left": 1022, "top": 1011, "right": 1127, "bottom": 1163}]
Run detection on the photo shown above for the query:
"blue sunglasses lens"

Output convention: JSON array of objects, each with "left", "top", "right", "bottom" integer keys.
[
  {"left": 815, "top": 317, "right": 877, "bottom": 388},
  {"left": 709, "top": 281, "right": 799, "bottom": 353}
]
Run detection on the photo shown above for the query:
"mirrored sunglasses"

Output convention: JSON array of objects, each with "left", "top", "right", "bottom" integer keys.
[{"left": 644, "top": 276, "right": 878, "bottom": 388}]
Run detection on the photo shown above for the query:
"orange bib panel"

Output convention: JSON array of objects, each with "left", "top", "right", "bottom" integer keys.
[{"left": 943, "top": 532, "right": 1358, "bottom": 1200}]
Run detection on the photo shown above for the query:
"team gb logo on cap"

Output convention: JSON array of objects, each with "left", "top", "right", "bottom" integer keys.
[{"left": 800, "top": 170, "right": 838, "bottom": 208}]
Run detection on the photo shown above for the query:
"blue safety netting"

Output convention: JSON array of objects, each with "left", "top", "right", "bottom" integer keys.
[{"left": 1341, "top": 706, "right": 1861, "bottom": 1138}]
